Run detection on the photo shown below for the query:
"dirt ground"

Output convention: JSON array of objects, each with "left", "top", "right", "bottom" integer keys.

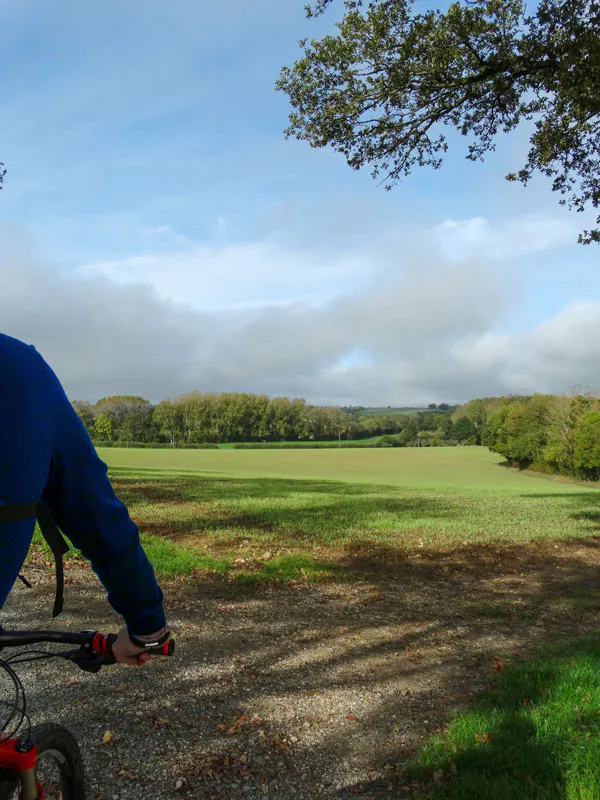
[{"left": 2, "top": 536, "right": 600, "bottom": 799}]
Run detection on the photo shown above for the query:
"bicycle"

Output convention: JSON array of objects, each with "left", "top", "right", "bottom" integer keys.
[{"left": 0, "top": 627, "right": 174, "bottom": 799}]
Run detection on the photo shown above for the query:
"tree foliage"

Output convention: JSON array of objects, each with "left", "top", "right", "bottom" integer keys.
[
  {"left": 278, "top": 0, "right": 600, "bottom": 243},
  {"left": 70, "top": 389, "right": 459, "bottom": 448},
  {"left": 573, "top": 410, "right": 600, "bottom": 479},
  {"left": 478, "top": 392, "right": 600, "bottom": 477},
  {"left": 93, "top": 413, "right": 113, "bottom": 441}
]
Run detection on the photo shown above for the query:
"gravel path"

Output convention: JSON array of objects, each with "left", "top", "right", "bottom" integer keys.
[{"left": 2, "top": 538, "right": 600, "bottom": 799}]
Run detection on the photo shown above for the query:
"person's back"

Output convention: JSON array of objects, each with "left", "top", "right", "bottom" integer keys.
[{"left": 0, "top": 333, "right": 168, "bottom": 662}]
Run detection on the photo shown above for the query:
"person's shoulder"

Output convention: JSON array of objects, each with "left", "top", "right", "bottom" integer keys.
[{"left": 0, "top": 333, "right": 44, "bottom": 372}]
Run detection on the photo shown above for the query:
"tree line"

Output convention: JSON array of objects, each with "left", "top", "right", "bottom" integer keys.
[
  {"left": 72, "top": 390, "right": 600, "bottom": 479},
  {"left": 477, "top": 393, "right": 600, "bottom": 480},
  {"left": 73, "top": 392, "right": 447, "bottom": 446}
]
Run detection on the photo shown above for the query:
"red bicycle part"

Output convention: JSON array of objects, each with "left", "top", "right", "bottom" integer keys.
[{"left": 0, "top": 738, "right": 37, "bottom": 771}]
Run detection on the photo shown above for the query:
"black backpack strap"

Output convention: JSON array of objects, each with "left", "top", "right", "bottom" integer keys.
[
  {"left": 0, "top": 502, "right": 38, "bottom": 522},
  {"left": 36, "top": 504, "right": 69, "bottom": 618},
  {"left": 0, "top": 501, "right": 69, "bottom": 617}
]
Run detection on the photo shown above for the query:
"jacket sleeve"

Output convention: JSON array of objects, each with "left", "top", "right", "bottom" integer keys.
[{"left": 38, "top": 354, "right": 166, "bottom": 635}]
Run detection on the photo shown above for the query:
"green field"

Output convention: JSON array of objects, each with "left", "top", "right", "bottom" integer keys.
[
  {"left": 100, "top": 444, "right": 591, "bottom": 493},
  {"left": 362, "top": 406, "right": 426, "bottom": 416},
  {"left": 97, "top": 445, "right": 600, "bottom": 798},
  {"left": 99, "top": 447, "right": 600, "bottom": 580}
]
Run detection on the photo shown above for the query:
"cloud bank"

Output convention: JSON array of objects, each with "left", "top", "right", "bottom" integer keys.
[{"left": 1, "top": 224, "right": 598, "bottom": 406}]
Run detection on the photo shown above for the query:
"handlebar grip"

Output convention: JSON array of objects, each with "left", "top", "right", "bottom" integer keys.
[
  {"left": 162, "top": 639, "right": 175, "bottom": 657},
  {"left": 92, "top": 632, "right": 175, "bottom": 659}
]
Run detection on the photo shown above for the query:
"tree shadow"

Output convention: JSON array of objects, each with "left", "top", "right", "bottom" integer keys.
[
  {"left": 5, "top": 541, "right": 600, "bottom": 800},
  {"left": 110, "top": 475, "right": 600, "bottom": 554},
  {"left": 8, "top": 473, "right": 600, "bottom": 798},
  {"left": 397, "top": 632, "right": 600, "bottom": 799},
  {"left": 112, "top": 472, "right": 461, "bottom": 546},
  {"left": 111, "top": 469, "right": 384, "bottom": 504}
]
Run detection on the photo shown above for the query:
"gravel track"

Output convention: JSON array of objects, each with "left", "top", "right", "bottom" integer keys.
[{"left": 2, "top": 538, "right": 600, "bottom": 799}]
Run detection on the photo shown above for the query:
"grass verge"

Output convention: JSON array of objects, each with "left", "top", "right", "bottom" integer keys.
[{"left": 407, "top": 633, "right": 600, "bottom": 799}]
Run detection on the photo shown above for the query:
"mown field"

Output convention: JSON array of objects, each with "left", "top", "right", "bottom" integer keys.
[
  {"left": 100, "top": 444, "right": 589, "bottom": 490},
  {"left": 96, "top": 446, "right": 600, "bottom": 584}
]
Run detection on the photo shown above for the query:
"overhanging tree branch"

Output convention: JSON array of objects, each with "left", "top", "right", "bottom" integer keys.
[{"left": 278, "top": 0, "right": 600, "bottom": 244}]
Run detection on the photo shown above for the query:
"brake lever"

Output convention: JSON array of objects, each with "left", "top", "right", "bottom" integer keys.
[{"left": 61, "top": 646, "right": 114, "bottom": 673}]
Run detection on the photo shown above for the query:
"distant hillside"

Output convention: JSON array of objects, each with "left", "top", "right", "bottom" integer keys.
[{"left": 361, "top": 407, "right": 426, "bottom": 417}]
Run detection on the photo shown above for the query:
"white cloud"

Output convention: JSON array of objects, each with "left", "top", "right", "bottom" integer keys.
[
  {"left": 2, "top": 228, "right": 598, "bottom": 406},
  {"left": 451, "top": 301, "right": 600, "bottom": 396},
  {"left": 435, "top": 214, "right": 577, "bottom": 259},
  {"left": 78, "top": 241, "right": 371, "bottom": 309}
]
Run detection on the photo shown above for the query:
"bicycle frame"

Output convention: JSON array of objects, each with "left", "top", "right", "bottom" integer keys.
[{"left": 0, "top": 737, "right": 41, "bottom": 799}]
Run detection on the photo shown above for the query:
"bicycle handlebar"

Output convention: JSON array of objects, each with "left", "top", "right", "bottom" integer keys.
[
  {"left": 0, "top": 629, "right": 95, "bottom": 648},
  {"left": 0, "top": 627, "right": 175, "bottom": 673}
]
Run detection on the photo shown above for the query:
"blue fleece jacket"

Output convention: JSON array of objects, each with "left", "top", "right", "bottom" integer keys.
[{"left": 0, "top": 333, "right": 165, "bottom": 634}]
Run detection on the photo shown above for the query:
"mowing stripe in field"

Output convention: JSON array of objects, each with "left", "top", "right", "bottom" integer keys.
[{"left": 97, "top": 446, "right": 591, "bottom": 495}]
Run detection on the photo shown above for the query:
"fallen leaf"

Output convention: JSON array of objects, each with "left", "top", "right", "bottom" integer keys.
[
  {"left": 346, "top": 715, "right": 358, "bottom": 722},
  {"left": 102, "top": 730, "right": 118, "bottom": 745},
  {"left": 492, "top": 656, "right": 507, "bottom": 673},
  {"left": 226, "top": 714, "right": 251, "bottom": 734}
]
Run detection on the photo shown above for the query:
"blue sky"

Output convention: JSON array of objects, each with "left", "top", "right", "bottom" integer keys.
[{"left": 0, "top": 0, "right": 598, "bottom": 404}]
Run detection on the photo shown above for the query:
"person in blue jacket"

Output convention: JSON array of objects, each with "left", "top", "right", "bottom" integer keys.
[{"left": 0, "top": 333, "right": 168, "bottom": 664}]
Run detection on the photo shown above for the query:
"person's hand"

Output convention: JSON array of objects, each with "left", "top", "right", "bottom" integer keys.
[{"left": 111, "top": 626, "right": 167, "bottom": 666}]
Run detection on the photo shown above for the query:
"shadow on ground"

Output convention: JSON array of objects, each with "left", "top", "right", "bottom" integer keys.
[
  {"left": 8, "top": 522, "right": 600, "bottom": 799},
  {"left": 111, "top": 472, "right": 600, "bottom": 552}
]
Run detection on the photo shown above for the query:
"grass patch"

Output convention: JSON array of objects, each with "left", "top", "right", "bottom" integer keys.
[
  {"left": 465, "top": 602, "right": 513, "bottom": 620},
  {"left": 406, "top": 633, "right": 600, "bottom": 799},
  {"left": 139, "top": 534, "right": 231, "bottom": 578},
  {"left": 32, "top": 519, "right": 343, "bottom": 585},
  {"left": 108, "top": 466, "right": 600, "bottom": 553},
  {"left": 140, "top": 533, "right": 341, "bottom": 584},
  {"left": 231, "top": 554, "right": 345, "bottom": 585}
]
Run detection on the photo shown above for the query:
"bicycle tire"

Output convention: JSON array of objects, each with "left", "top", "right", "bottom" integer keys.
[
  {"left": 0, "top": 769, "right": 18, "bottom": 800},
  {"left": 0, "top": 723, "right": 86, "bottom": 800}
]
